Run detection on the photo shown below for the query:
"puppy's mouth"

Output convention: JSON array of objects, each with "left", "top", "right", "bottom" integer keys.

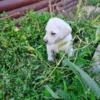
[
  {"left": 46, "top": 42, "right": 53, "bottom": 45},
  {"left": 45, "top": 39, "right": 61, "bottom": 45},
  {"left": 44, "top": 38, "right": 63, "bottom": 45},
  {"left": 44, "top": 39, "right": 55, "bottom": 45},
  {"left": 45, "top": 41, "right": 56, "bottom": 45}
]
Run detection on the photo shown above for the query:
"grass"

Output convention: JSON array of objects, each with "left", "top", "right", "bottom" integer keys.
[
  {"left": 87, "top": 0, "right": 100, "bottom": 6},
  {"left": 0, "top": 10, "right": 100, "bottom": 99}
]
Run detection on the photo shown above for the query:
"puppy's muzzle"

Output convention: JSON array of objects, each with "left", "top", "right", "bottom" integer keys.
[{"left": 43, "top": 38, "right": 48, "bottom": 44}]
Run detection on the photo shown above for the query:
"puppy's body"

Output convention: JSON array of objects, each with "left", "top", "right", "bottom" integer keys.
[{"left": 43, "top": 17, "right": 74, "bottom": 61}]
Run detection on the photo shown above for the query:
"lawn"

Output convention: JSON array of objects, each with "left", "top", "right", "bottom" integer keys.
[{"left": 0, "top": 10, "right": 100, "bottom": 99}]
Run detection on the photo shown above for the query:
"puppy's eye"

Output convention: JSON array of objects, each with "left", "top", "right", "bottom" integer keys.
[{"left": 51, "top": 32, "right": 56, "bottom": 35}]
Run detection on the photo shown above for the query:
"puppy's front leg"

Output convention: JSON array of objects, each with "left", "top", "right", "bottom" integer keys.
[
  {"left": 64, "top": 44, "right": 74, "bottom": 57},
  {"left": 47, "top": 46, "right": 55, "bottom": 61},
  {"left": 68, "top": 47, "right": 74, "bottom": 57}
]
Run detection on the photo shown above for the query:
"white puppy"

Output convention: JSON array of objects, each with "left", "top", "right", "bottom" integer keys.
[{"left": 43, "top": 17, "right": 74, "bottom": 61}]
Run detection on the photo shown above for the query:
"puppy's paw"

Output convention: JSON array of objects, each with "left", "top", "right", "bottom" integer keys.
[
  {"left": 68, "top": 48, "right": 74, "bottom": 57},
  {"left": 48, "top": 57, "right": 54, "bottom": 62}
]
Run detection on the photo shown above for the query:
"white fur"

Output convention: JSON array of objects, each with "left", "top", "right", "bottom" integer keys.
[{"left": 43, "top": 17, "right": 74, "bottom": 61}]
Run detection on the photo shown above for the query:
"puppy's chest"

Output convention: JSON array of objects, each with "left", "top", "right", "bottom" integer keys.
[{"left": 53, "top": 40, "right": 69, "bottom": 52}]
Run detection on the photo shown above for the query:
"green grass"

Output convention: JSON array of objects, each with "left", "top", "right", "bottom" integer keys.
[
  {"left": 87, "top": 0, "right": 100, "bottom": 6},
  {"left": 0, "top": 11, "right": 100, "bottom": 99}
]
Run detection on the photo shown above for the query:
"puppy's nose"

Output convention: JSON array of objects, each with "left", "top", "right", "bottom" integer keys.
[{"left": 44, "top": 39, "right": 48, "bottom": 44}]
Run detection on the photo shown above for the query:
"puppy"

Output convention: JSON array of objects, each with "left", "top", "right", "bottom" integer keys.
[{"left": 43, "top": 17, "right": 74, "bottom": 61}]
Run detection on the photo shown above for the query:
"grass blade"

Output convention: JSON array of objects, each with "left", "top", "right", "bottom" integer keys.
[
  {"left": 45, "top": 85, "right": 60, "bottom": 99},
  {"left": 63, "top": 59, "right": 100, "bottom": 98}
]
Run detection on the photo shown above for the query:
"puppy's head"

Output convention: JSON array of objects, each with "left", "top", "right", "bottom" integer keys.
[{"left": 43, "top": 17, "right": 72, "bottom": 45}]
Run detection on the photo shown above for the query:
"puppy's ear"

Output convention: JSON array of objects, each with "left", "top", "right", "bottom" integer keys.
[
  {"left": 59, "top": 23, "right": 72, "bottom": 38},
  {"left": 63, "top": 25, "right": 72, "bottom": 35}
]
